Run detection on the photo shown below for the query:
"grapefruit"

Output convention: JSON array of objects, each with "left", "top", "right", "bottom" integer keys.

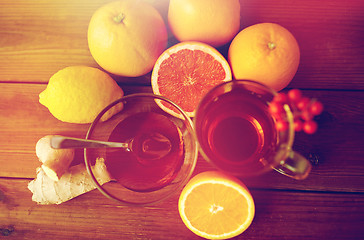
[
  {"left": 168, "top": 0, "right": 241, "bottom": 47},
  {"left": 151, "top": 41, "right": 231, "bottom": 118},
  {"left": 88, "top": 0, "right": 168, "bottom": 77}
]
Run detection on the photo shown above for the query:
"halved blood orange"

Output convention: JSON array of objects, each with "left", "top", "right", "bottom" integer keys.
[{"left": 151, "top": 41, "right": 232, "bottom": 118}]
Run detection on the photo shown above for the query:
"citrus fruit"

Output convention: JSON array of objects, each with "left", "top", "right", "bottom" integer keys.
[
  {"left": 39, "top": 66, "right": 124, "bottom": 124},
  {"left": 151, "top": 41, "right": 232, "bottom": 118},
  {"left": 88, "top": 0, "right": 168, "bottom": 77},
  {"left": 178, "top": 171, "right": 255, "bottom": 239},
  {"left": 168, "top": 0, "right": 240, "bottom": 47},
  {"left": 228, "top": 23, "right": 300, "bottom": 91}
]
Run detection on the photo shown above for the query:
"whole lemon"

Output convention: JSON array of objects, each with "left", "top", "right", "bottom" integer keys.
[
  {"left": 168, "top": 0, "right": 240, "bottom": 47},
  {"left": 39, "top": 66, "right": 124, "bottom": 124},
  {"left": 88, "top": 0, "right": 168, "bottom": 77},
  {"left": 228, "top": 23, "right": 300, "bottom": 91}
]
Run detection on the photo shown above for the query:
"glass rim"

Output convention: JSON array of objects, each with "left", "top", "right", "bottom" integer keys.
[
  {"left": 194, "top": 79, "right": 295, "bottom": 177},
  {"left": 194, "top": 79, "right": 281, "bottom": 120},
  {"left": 84, "top": 93, "right": 198, "bottom": 206}
]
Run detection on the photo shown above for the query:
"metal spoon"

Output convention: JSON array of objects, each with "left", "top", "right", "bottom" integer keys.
[
  {"left": 50, "top": 135, "right": 129, "bottom": 149},
  {"left": 50, "top": 135, "right": 172, "bottom": 160}
]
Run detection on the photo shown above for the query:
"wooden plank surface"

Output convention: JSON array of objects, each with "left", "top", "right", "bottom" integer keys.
[
  {"left": 240, "top": 0, "right": 364, "bottom": 90},
  {"left": 1, "top": 179, "right": 363, "bottom": 239},
  {"left": 0, "top": 0, "right": 168, "bottom": 85},
  {"left": 1, "top": 83, "right": 364, "bottom": 194},
  {"left": 0, "top": 0, "right": 363, "bottom": 89},
  {"left": 1, "top": 0, "right": 364, "bottom": 239},
  {"left": 0, "top": 83, "right": 152, "bottom": 178}
]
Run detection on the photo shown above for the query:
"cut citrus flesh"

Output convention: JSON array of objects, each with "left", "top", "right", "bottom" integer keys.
[
  {"left": 151, "top": 41, "right": 231, "bottom": 118},
  {"left": 178, "top": 171, "right": 255, "bottom": 239}
]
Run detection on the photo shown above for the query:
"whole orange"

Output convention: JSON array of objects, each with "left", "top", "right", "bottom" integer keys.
[
  {"left": 168, "top": 0, "right": 240, "bottom": 47},
  {"left": 88, "top": 0, "right": 168, "bottom": 77},
  {"left": 228, "top": 23, "right": 300, "bottom": 91}
]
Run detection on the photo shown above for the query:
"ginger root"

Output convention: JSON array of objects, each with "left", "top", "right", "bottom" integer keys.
[
  {"left": 36, "top": 135, "right": 74, "bottom": 181},
  {"left": 28, "top": 157, "right": 111, "bottom": 205}
]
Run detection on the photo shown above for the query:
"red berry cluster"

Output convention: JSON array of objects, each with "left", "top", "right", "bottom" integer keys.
[{"left": 269, "top": 89, "right": 324, "bottom": 134}]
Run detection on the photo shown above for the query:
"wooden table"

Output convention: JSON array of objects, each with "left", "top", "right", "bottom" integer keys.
[{"left": 1, "top": 0, "right": 364, "bottom": 239}]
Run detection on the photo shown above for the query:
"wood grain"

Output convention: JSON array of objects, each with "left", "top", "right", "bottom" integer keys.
[
  {"left": 0, "top": 0, "right": 169, "bottom": 85},
  {"left": 243, "top": 89, "right": 364, "bottom": 193},
  {"left": 1, "top": 0, "right": 364, "bottom": 239},
  {"left": 1, "top": 0, "right": 364, "bottom": 89},
  {"left": 1, "top": 83, "right": 363, "bottom": 194},
  {"left": 239, "top": 0, "right": 364, "bottom": 90},
  {"left": 1, "top": 178, "right": 363, "bottom": 239},
  {"left": 0, "top": 84, "right": 151, "bottom": 178}
]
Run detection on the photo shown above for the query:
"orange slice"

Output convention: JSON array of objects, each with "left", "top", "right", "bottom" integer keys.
[
  {"left": 151, "top": 41, "right": 231, "bottom": 118},
  {"left": 178, "top": 171, "right": 255, "bottom": 239}
]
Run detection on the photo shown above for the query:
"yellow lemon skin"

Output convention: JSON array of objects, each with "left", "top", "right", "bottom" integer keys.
[{"left": 39, "top": 66, "right": 124, "bottom": 124}]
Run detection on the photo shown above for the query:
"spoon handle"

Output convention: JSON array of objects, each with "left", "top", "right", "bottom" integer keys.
[{"left": 50, "top": 135, "right": 129, "bottom": 149}]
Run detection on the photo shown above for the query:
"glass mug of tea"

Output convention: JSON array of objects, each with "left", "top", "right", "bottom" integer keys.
[
  {"left": 194, "top": 80, "right": 312, "bottom": 180},
  {"left": 84, "top": 93, "right": 198, "bottom": 206}
]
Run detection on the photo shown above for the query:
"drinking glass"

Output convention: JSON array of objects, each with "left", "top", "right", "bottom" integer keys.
[
  {"left": 84, "top": 93, "right": 198, "bottom": 206},
  {"left": 194, "top": 80, "right": 312, "bottom": 180}
]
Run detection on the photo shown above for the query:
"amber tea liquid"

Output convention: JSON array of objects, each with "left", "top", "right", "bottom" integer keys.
[
  {"left": 196, "top": 87, "right": 278, "bottom": 176},
  {"left": 106, "top": 112, "right": 184, "bottom": 192}
]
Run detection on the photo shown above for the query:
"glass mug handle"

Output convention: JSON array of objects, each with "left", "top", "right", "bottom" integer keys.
[{"left": 274, "top": 151, "right": 312, "bottom": 180}]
